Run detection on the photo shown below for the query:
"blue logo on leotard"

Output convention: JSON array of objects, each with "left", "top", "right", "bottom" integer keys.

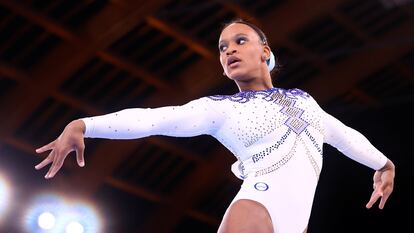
[{"left": 254, "top": 182, "right": 269, "bottom": 191}]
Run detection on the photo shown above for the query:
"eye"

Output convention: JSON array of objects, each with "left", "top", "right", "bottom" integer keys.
[
  {"left": 219, "top": 44, "right": 227, "bottom": 52},
  {"left": 236, "top": 37, "right": 247, "bottom": 45}
]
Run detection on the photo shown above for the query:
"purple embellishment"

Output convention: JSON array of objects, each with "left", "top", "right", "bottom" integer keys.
[
  {"left": 208, "top": 88, "right": 311, "bottom": 135},
  {"left": 252, "top": 129, "right": 292, "bottom": 163},
  {"left": 304, "top": 128, "right": 323, "bottom": 156},
  {"left": 280, "top": 104, "right": 309, "bottom": 135},
  {"left": 207, "top": 88, "right": 309, "bottom": 103}
]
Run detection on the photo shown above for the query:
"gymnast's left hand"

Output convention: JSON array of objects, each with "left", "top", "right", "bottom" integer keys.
[
  {"left": 34, "top": 119, "right": 86, "bottom": 179},
  {"left": 366, "top": 159, "right": 395, "bottom": 209}
]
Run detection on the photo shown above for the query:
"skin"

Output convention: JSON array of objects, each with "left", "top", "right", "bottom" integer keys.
[
  {"left": 219, "top": 23, "right": 273, "bottom": 92},
  {"left": 35, "top": 22, "right": 396, "bottom": 233},
  {"left": 217, "top": 23, "right": 276, "bottom": 233}
]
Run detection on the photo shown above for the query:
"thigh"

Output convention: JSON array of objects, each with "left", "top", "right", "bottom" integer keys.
[{"left": 218, "top": 199, "right": 274, "bottom": 233}]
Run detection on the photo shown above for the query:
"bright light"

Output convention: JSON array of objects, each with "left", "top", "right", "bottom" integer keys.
[
  {"left": 23, "top": 194, "right": 64, "bottom": 233},
  {"left": 38, "top": 212, "right": 56, "bottom": 230},
  {"left": 24, "top": 194, "right": 101, "bottom": 233},
  {"left": 62, "top": 203, "right": 100, "bottom": 233},
  {"left": 0, "top": 176, "right": 10, "bottom": 218},
  {"left": 66, "top": 221, "right": 84, "bottom": 233}
]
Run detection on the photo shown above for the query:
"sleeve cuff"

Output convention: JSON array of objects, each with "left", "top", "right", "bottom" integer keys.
[{"left": 81, "top": 118, "right": 94, "bottom": 138}]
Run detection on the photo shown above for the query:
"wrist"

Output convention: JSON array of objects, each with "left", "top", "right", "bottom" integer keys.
[
  {"left": 379, "top": 159, "right": 395, "bottom": 172},
  {"left": 68, "top": 119, "right": 86, "bottom": 135}
]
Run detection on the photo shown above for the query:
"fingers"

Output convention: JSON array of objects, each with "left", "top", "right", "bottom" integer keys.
[
  {"left": 36, "top": 141, "right": 86, "bottom": 179},
  {"left": 34, "top": 151, "right": 54, "bottom": 170},
  {"left": 366, "top": 190, "right": 382, "bottom": 209},
  {"left": 76, "top": 146, "right": 85, "bottom": 167},
  {"left": 379, "top": 193, "right": 390, "bottom": 209},
  {"left": 45, "top": 151, "right": 66, "bottom": 179},
  {"left": 378, "top": 182, "right": 393, "bottom": 209},
  {"left": 367, "top": 182, "right": 393, "bottom": 209},
  {"left": 35, "top": 141, "right": 55, "bottom": 153}
]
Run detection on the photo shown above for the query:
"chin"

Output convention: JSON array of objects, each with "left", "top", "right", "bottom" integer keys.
[
  {"left": 228, "top": 72, "right": 251, "bottom": 81},
  {"left": 227, "top": 69, "right": 247, "bottom": 80}
]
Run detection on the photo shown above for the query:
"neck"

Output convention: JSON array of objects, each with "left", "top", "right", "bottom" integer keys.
[{"left": 235, "top": 72, "right": 273, "bottom": 92}]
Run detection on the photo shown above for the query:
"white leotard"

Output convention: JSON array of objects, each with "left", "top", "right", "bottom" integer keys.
[{"left": 82, "top": 88, "right": 387, "bottom": 233}]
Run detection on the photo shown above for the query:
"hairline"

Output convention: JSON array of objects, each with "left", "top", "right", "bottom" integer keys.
[{"left": 220, "top": 20, "right": 268, "bottom": 45}]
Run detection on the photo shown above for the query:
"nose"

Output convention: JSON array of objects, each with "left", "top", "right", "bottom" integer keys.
[{"left": 226, "top": 48, "right": 237, "bottom": 56}]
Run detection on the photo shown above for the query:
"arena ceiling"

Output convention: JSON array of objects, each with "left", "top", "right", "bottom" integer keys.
[{"left": 0, "top": 0, "right": 412, "bottom": 232}]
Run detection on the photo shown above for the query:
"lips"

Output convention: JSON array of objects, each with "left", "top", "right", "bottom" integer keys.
[{"left": 227, "top": 56, "right": 241, "bottom": 68}]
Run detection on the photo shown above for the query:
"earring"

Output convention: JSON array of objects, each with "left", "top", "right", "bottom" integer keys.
[{"left": 223, "top": 72, "right": 226, "bottom": 76}]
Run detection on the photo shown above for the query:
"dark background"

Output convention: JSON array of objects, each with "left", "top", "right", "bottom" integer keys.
[{"left": 0, "top": 0, "right": 413, "bottom": 232}]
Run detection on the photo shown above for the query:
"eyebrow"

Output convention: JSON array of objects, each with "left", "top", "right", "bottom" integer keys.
[{"left": 219, "top": 33, "right": 249, "bottom": 44}]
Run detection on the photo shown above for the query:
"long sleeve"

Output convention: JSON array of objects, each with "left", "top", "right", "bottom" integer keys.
[
  {"left": 322, "top": 110, "right": 388, "bottom": 170},
  {"left": 81, "top": 97, "right": 222, "bottom": 139}
]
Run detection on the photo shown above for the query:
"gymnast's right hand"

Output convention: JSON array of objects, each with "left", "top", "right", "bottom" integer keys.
[{"left": 35, "top": 119, "right": 86, "bottom": 179}]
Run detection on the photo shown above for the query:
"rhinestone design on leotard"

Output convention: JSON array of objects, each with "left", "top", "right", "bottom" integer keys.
[
  {"left": 208, "top": 88, "right": 310, "bottom": 137},
  {"left": 278, "top": 100, "right": 309, "bottom": 135},
  {"left": 304, "top": 128, "right": 323, "bottom": 156},
  {"left": 254, "top": 137, "right": 298, "bottom": 177},
  {"left": 251, "top": 129, "right": 292, "bottom": 163},
  {"left": 299, "top": 137, "right": 321, "bottom": 179},
  {"left": 207, "top": 88, "right": 309, "bottom": 103},
  {"left": 238, "top": 161, "right": 246, "bottom": 179}
]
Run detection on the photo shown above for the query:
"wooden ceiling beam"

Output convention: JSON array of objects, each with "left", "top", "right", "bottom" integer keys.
[
  {"left": 97, "top": 51, "right": 174, "bottom": 90},
  {"left": 261, "top": 0, "right": 347, "bottom": 45},
  {"left": 348, "top": 88, "right": 380, "bottom": 107},
  {"left": 329, "top": 11, "right": 372, "bottom": 41},
  {"left": 139, "top": 146, "right": 234, "bottom": 233},
  {"left": 395, "top": 62, "right": 414, "bottom": 81},
  {"left": 0, "top": 61, "right": 203, "bottom": 171},
  {"left": 145, "top": 16, "right": 215, "bottom": 60},
  {"left": 106, "top": 177, "right": 221, "bottom": 225},
  {"left": 279, "top": 39, "right": 329, "bottom": 69},
  {"left": 106, "top": 176, "right": 164, "bottom": 203},
  {"left": 0, "top": 63, "right": 27, "bottom": 82},
  {"left": 0, "top": 0, "right": 80, "bottom": 44},
  {"left": 0, "top": 54, "right": 207, "bottom": 209},
  {"left": 0, "top": 134, "right": 72, "bottom": 191},
  {"left": 0, "top": 1, "right": 198, "bottom": 204},
  {"left": 213, "top": 0, "right": 261, "bottom": 26},
  {"left": 1, "top": 0, "right": 173, "bottom": 91},
  {"left": 0, "top": 0, "right": 173, "bottom": 134},
  {"left": 302, "top": 17, "right": 414, "bottom": 103}
]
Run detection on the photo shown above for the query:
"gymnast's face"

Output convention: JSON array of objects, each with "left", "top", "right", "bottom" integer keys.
[{"left": 219, "top": 23, "right": 270, "bottom": 81}]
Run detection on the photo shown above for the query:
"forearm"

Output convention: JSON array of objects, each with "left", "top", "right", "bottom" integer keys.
[
  {"left": 323, "top": 112, "right": 388, "bottom": 170},
  {"left": 81, "top": 108, "right": 155, "bottom": 139},
  {"left": 80, "top": 98, "right": 221, "bottom": 139},
  {"left": 338, "top": 126, "right": 388, "bottom": 170}
]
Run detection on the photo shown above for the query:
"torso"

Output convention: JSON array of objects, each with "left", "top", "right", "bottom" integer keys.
[{"left": 207, "top": 87, "right": 325, "bottom": 179}]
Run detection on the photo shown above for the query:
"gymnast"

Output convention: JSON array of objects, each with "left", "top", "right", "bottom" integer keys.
[{"left": 35, "top": 19, "right": 395, "bottom": 233}]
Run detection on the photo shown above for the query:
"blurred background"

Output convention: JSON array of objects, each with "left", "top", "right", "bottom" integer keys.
[{"left": 0, "top": 0, "right": 413, "bottom": 232}]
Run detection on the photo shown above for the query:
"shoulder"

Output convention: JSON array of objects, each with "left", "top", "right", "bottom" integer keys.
[
  {"left": 277, "top": 88, "right": 325, "bottom": 114},
  {"left": 278, "top": 88, "right": 312, "bottom": 99},
  {"left": 187, "top": 96, "right": 227, "bottom": 114},
  {"left": 281, "top": 88, "right": 322, "bottom": 106},
  {"left": 204, "top": 92, "right": 254, "bottom": 103}
]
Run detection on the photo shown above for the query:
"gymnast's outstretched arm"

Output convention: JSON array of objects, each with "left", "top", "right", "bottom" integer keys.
[
  {"left": 35, "top": 97, "right": 222, "bottom": 179},
  {"left": 322, "top": 110, "right": 395, "bottom": 209}
]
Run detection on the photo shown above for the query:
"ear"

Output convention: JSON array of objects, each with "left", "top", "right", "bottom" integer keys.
[{"left": 262, "top": 45, "right": 271, "bottom": 61}]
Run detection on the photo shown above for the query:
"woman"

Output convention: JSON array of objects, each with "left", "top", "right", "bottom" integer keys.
[{"left": 35, "top": 19, "right": 395, "bottom": 233}]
